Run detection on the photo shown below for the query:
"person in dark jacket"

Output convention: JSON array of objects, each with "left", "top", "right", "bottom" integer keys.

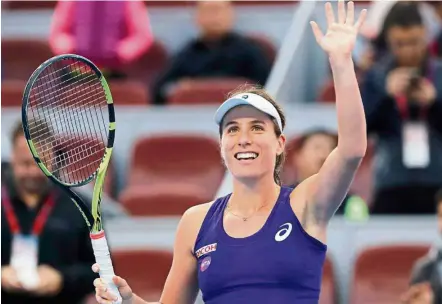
[
  {"left": 1, "top": 120, "right": 97, "bottom": 304},
  {"left": 151, "top": 0, "right": 271, "bottom": 105},
  {"left": 401, "top": 189, "right": 442, "bottom": 304},
  {"left": 361, "top": 2, "right": 442, "bottom": 214}
]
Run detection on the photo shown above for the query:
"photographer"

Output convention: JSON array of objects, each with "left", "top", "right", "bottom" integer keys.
[
  {"left": 361, "top": 2, "right": 442, "bottom": 214},
  {"left": 401, "top": 189, "right": 442, "bottom": 304}
]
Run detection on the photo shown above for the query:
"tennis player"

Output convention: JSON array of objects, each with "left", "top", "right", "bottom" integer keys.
[{"left": 94, "top": 1, "right": 367, "bottom": 303}]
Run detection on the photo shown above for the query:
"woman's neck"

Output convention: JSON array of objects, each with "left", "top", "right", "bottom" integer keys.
[{"left": 229, "top": 175, "right": 281, "bottom": 214}]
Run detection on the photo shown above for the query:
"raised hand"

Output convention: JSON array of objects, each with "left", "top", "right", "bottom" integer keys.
[{"left": 310, "top": 0, "right": 367, "bottom": 59}]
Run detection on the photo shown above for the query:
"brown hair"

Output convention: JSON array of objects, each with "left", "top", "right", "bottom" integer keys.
[
  {"left": 294, "top": 128, "right": 338, "bottom": 153},
  {"left": 10, "top": 120, "right": 25, "bottom": 146},
  {"left": 218, "top": 84, "right": 286, "bottom": 185}
]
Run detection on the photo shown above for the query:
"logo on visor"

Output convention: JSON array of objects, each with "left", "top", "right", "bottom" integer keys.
[{"left": 242, "top": 95, "right": 249, "bottom": 99}]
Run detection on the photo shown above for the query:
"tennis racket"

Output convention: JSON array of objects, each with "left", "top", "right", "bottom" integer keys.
[{"left": 21, "top": 54, "right": 122, "bottom": 303}]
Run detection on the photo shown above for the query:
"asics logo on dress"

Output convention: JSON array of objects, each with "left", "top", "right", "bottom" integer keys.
[{"left": 275, "top": 223, "right": 292, "bottom": 242}]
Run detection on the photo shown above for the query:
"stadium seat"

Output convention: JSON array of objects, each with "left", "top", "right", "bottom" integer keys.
[
  {"left": 119, "top": 184, "right": 210, "bottom": 216},
  {"left": 109, "top": 81, "right": 150, "bottom": 105},
  {"left": 317, "top": 79, "right": 335, "bottom": 103},
  {"left": 1, "top": 80, "right": 26, "bottom": 107},
  {"left": 247, "top": 34, "right": 277, "bottom": 64},
  {"left": 128, "top": 134, "right": 225, "bottom": 198},
  {"left": 167, "top": 78, "right": 249, "bottom": 105},
  {"left": 320, "top": 255, "right": 337, "bottom": 304},
  {"left": 123, "top": 40, "right": 168, "bottom": 86},
  {"left": 350, "top": 244, "right": 430, "bottom": 304},
  {"left": 2, "top": 39, "right": 53, "bottom": 81},
  {"left": 83, "top": 249, "right": 173, "bottom": 303}
]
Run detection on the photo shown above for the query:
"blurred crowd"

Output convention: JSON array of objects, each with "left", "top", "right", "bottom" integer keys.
[
  {"left": 2, "top": 0, "right": 442, "bottom": 303},
  {"left": 49, "top": 0, "right": 271, "bottom": 105}
]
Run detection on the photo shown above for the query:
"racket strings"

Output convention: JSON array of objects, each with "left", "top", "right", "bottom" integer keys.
[
  {"left": 57, "top": 158, "right": 103, "bottom": 180},
  {"left": 26, "top": 58, "right": 108, "bottom": 185},
  {"left": 29, "top": 84, "right": 106, "bottom": 125},
  {"left": 31, "top": 68, "right": 97, "bottom": 100},
  {"left": 29, "top": 95, "right": 107, "bottom": 153}
]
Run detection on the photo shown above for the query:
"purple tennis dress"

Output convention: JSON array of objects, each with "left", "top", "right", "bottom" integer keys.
[{"left": 194, "top": 186, "right": 327, "bottom": 304}]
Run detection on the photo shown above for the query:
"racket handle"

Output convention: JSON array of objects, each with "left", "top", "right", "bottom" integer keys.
[{"left": 90, "top": 231, "right": 122, "bottom": 304}]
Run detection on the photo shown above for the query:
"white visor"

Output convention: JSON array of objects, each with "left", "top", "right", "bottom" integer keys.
[{"left": 214, "top": 93, "right": 283, "bottom": 132}]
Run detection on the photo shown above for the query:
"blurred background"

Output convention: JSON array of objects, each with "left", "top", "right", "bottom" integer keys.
[{"left": 2, "top": 0, "right": 442, "bottom": 304}]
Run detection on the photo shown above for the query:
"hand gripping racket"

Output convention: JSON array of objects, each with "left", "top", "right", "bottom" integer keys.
[{"left": 21, "top": 54, "right": 122, "bottom": 303}]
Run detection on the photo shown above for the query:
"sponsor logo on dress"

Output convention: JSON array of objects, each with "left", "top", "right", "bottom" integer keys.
[
  {"left": 195, "top": 243, "right": 217, "bottom": 258},
  {"left": 275, "top": 223, "right": 292, "bottom": 242},
  {"left": 200, "top": 256, "right": 212, "bottom": 272}
]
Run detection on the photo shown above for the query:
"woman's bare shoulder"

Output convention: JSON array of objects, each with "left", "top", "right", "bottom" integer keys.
[
  {"left": 178, "top": 201, "right": 216, "bottom": 250},
  {"left": 183, "top": 201, "right": 215, "bottom": 220}
]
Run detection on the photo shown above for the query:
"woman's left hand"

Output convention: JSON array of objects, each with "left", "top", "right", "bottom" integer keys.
[{"left": 310, "top": 0, "right": 367, "bottom": 60}]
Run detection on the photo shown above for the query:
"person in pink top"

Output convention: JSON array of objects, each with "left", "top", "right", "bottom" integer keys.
[{"left": 49, "top": 0, "right": 153, "bottom": 79}]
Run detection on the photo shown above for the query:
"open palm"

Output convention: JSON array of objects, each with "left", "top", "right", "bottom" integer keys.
[{"left": 311, "top": 0, "right": 367, "bottom": 58}]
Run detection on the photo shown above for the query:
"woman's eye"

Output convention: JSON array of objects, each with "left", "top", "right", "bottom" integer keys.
[
  {"left": 227, "top": 127, "right": 238, "bottom": 133},
  {"left": 252, "top": 125, "right": 264, "bottom": 131}
]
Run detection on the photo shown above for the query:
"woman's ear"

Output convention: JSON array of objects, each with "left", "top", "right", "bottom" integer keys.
[
  {"left": 277, "top": 134, "right": 286, "bottom": 156},
  {"left": 219, "top": 139, "right": 226, "bottom": 165}
]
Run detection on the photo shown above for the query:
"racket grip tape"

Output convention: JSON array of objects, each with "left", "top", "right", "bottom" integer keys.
[{"left": 90, "top": 231, "right": 122, "bottom": 304}]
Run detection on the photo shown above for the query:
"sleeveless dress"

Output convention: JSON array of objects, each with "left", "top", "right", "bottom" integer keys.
[{"left": 194, "top": 186, "right": 327, "bottom": 304}]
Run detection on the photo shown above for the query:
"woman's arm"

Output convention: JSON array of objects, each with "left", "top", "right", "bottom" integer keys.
[
  {"left": 297, "top": 1, "right": 368, "bottom": 229},
  {"left": 158, "top": 205, "right": 203, "bottom": 304},
  {"left": 94, "top": 204, "right": 209, "bottom": 304}
]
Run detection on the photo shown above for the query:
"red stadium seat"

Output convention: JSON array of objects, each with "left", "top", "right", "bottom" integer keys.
[
  {"left": 121, "top": 135, "right": 225, "bottom": 216},
  {"left": 247, "top": 35, "right": 277, "bottom": 64},
  {"left": 317, "top": 80, "right": 336, "bottom": 103},
  {"left": 119, "top": 184, "right": 209, "bottom": 216},
  {"left": 320, "top": 255, "right": 337, "bottom": 304},
  {"left": 121, "top": 134, "right": 225, "bottom": 215},
  {"left": 167, "top": 78, "right": 249, "bottom": 105},
  {"left": 112, "top": 248, "right": 172, "bottom": 302},
  {"left": 1, "top": 80, "right": 26, "bottom": 108},
  {"left": 2, "top": 39, "right": 53, "bottom": 81},
  {"left": 127, "top": 134, "right": 225, "bottom": 201},
  {"left": 350, "top": 244, "right": 430, "bottom": 304},
  {"left": 123, "top": 40, "right": 169, "bottom": 86},
  {"left": 109, "top": 81, "right": 150, "bottom": 105}
]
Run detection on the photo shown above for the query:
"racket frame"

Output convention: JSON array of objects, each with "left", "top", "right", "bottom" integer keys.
[
  {"left": 21, "top": 54, "right": 116, "bottom": 232},
  {"left": 21, "top": 54, "right": 122, "bottom": 303}
]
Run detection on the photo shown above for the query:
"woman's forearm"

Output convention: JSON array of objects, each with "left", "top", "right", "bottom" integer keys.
[{"left": 330, "top": 55, "right": 367, "bottom": 158}]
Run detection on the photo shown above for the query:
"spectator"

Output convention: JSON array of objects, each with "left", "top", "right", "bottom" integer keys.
[
  {"left": 1, "top": 120, "right": 97, "bottom": 304},
  {"left": 427, "top": 2, "right": 442, "bottom": 58},
  {"left": 287, "top": 129, "right": 368, "bottom": 219},
  {"left": 361, "top": 2, "right": 442, "bottom": 214},
  {"left": 354, "top": 0, "right": 440, "bottom": 74},
  {"left": 151, "top": 0, "right": 271, "bottom": 105},
  {"left": 402, "top": 189, "right": 442, "bottom": 304},
  {"left": 49, "top": 0, "right": 153, "bottom": 79}
]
